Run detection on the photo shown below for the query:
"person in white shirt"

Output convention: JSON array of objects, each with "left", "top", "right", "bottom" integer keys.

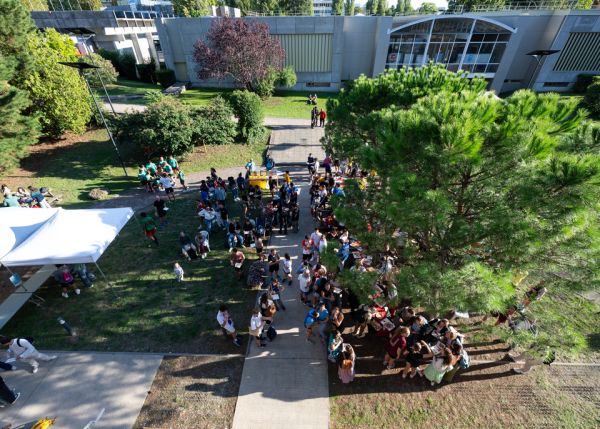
[
  {"left": 310, "top": 228, "right": 322, "bottom": 254},
  {"left": 282, "top": 253, "right": 293, "bottom": 285},
  {"left": 298, "top": 269, "right": 312, "bottom": 305},
  {"left": 319, "top": 236, "right": 328, "bottom": 254},
  {"left": 217, "top": 305, "right": 241, "bottom": 347},
  {"left": 173, "top": 263, "right": 184, "bottom": 282},
  {"left": 198, "top": 205, "right": 217, "bottom": 232},
  {"left": 159, "top": 174, "right": 175, "bottom": 201},
  {"left": 0, "top": 336, "right": 56, "bottom": 374},
  {"left": 250, "top": 308, "right": 266, "bottom": 348}
]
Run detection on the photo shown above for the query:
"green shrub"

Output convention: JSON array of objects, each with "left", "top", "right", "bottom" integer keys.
[
  {"left": 114, "top": 97, "right": 195, "bottom": 156},
  {"left": 254, "top": 72, "right": 276, "bottom": 99},
  {"left": 98, "top": 49, "right": 138, "bottom": 80},
  {"left": 246, "top": 125, "right": 269, "bottom": 146},
  {"left": 228, "top": 90, "right": 264, "bottom": 142},
  {"left": 79, "top": 53, "right": 118, "bottom": 88},
  {"left": 136, "top": 58, "right": 156, "bottom": 83},
  {"left": 573, "top": 74, "right": 597, "bottom": 94},
  {"left": 144, "top": 90, "right": 164, "bottom": 104},
  {"left": 156, "top": 68, "right": 176, "bottom": 88},
  {"left": 192, "top": 96, "right": 237, "bottom": 146},
  {"left": 277, "top": 66, "right": 297, "bottom": 88},
  {"left": 583, "top": 77, "right": 600, "bottom": 118}
]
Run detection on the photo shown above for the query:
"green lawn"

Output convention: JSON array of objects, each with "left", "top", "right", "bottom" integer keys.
[
  {"left": 180, "top": 88, "right": 338, "bottom": 119},
  {"left": 1, "top": 193, "right": 257, "bottom": 353},
  {"left": 0, "top": 128, "right": 268, "bottom": 208},
  {"left": 103, "top": 78, "right": 162, "bottom": 97}
]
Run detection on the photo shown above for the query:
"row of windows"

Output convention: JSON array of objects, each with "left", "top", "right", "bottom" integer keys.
[{"left": 386, "top": 18, "right": 513, "bottom": 76}]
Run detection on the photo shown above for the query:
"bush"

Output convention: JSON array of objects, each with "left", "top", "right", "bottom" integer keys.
[
  {"left": 136, "top": 58, "right": 156, "bottom": 84},
  {"left": 144, "top": 90, "right": 164, "bottom": 104},
  {"left": 583, "top": 77, "right": 600, "bottom": 118},
  {"left": 114, "top": 97, "right": 195, "bottom": 156},
  {"left": 246, "top": 125, "right": 269, "bottom": 146},
  {"left": 79, "top": 53, "right": 118, "bottom": 88},
  {"left": 254, "top": 72, "right": 276, "bottom": 99},
  {"left": 228, "top": 90, "right": 264, "bottom": 142},
  {"left": 573, "top": 74, "right": 597, "bottom": 94},
  {"left": 156, "top": 68, "right": 176, "bottom": 88},
  {"left": 192, "top": 96, "right": 237, "bottom": 146},
  {"left": 98, "top": 49, "right": 137, "bottom": 80},
  {"left": 277, "top": 66, "right": 297, "bottom": 88}
]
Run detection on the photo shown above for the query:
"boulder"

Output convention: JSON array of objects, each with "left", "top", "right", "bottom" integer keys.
[{"left": 88, "top": 188, "right": 109, "bottom": 200}]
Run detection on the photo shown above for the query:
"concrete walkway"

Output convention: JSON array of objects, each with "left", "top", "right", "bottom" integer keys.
[
  {"left": 231, "top": 168, "right": 329, "bottom": 428},
  {"left": 0, "top": 351, "right": 162, "bottom": 429}
]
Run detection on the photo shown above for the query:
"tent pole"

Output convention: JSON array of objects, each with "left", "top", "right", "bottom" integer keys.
[
  {"left": 1, "top": 262, "right": 29, "bottom": 292},
  {"left": 94, "top": 262, "right": 118, "bottom": 299}
]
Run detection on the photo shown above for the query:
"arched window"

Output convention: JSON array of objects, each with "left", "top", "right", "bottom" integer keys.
[{"left": 386, "top": 17, "right": 515, "bottom": 76}]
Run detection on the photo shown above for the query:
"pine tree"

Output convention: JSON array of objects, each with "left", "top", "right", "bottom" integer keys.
[
  {"left": 0, "top": 55, "right": 40, "bottom": 173},
  {"left": 0, "top": 0, "right": 37, "bottom": 79},
  {"left": 376, "top": 0, "right": 387, "bottom": 15}
]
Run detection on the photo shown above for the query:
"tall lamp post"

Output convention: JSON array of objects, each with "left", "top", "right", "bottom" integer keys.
[
  {"left": 59, "top": 61, "right": 128, "bottom": 177},
  {"left": 525, "top": 49, "right": 560, "bottom": 90}
]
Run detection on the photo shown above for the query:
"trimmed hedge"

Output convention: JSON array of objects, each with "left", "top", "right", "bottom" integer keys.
[
  {"left": 156, "top": 68, "right": 176, "bottom": 88},
  {"left": 228, "top": 90, "right": 265, "bottom": 143}
]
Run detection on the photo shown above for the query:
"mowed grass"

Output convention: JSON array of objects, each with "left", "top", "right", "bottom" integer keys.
[
  {"left": 103, "top": 78, "right": 162, "bottom": 97},
  {"left": 1, "top": 193, "right": 258, "bottom": 353},
  {"left": 0, "top": 129, "right": 139, "bottom": 208},
  {"left": 180, "top": 88, "right": 338, "bottom": 119},
  {"left": 0, "top": 128, "right": 269, "bottom": 208}
]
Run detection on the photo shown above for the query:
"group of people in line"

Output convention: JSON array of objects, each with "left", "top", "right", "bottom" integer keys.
[{"left": 137, "top": 155, "right": 187, "bottom": 196}]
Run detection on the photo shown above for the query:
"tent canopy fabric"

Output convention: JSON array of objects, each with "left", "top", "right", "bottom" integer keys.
[{"left": 0, "top": 207, "right": 133, "bottom": 267}]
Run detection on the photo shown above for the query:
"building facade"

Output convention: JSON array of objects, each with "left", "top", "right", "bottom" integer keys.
[
  {"left": 157, "top": 9, "right": 600, "bottom": 93},
  {"left": 313, "top": 0, "right": 333, "bottom": 16}
]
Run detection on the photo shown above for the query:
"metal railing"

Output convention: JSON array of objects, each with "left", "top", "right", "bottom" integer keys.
[{"left": 469, "top": 0, "right": 580, "bottom": 11}]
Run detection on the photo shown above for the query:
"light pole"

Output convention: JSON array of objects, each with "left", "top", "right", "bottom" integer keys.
[
  {"left": 59, "top": 61, "right": 129, "bottom": 177},
  {"left": 525, "top": 49, "right": 560, "bottom": 90}
]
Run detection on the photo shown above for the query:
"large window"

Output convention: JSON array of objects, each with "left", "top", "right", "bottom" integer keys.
[{"left": 386, "top": 17, "right": 514, "bottom": 77}]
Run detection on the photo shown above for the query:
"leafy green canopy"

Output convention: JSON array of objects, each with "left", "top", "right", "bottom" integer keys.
[
  {"left": 23, "top": 29, "right": 92, "bottom": 138},
  {"left": 325, "top": 67, "right": 600, "bottom": 354}
]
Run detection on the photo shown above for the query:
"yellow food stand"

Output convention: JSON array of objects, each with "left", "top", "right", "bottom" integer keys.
[{"left": 249, "top": 170, "right": 279, "bottom": 190}]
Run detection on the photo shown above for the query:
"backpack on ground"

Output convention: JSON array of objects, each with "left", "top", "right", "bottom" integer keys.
[{"left": 266, "top": 325, "right": 277, "bottom": 341}]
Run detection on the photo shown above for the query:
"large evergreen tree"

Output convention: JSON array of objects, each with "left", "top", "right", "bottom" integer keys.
[
  {"left": 0, "top": 0, "right": 40, "bottom": 171},
  {"left": 344, "top": 0, "right": 355, "bottom": 15},
  {"left": 324, "top": 66, "right": 600, "bottom": 357},
  {"left": 332, "top": 0, "right": 344, "bottom": 14}
]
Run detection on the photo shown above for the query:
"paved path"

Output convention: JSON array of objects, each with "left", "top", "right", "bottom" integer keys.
[
  {"left": 231, "top": 165, "right": 329, "bottom": 429},
  {"left": 1, "top": 351, "right": 162, "bottom": 429},
  {"left": 269, "top": 123, "right": 325, "bottom": 166}
]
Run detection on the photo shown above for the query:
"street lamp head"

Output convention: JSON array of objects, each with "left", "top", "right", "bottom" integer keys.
[
  {"left": 58, "top": 61, "right": 100, "bottom": 70},
  {"left": 526, "top": 49, "right": 560, "bottom": 59}
]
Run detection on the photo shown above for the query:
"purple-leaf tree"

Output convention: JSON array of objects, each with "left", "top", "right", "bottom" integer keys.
[{"left": 193, "top": 18, "right": 285, "bottom": 91}]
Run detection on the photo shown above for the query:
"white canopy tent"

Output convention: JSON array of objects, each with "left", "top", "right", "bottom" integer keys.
[{"left": 0, "top": 207, "right": 133, "bottom": 267}]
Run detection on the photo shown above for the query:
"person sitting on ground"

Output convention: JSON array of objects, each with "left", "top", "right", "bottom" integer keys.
[
  {"left": 250, "top": 308, "right": 266, "bottom": 348},
  {"left": 217, "top": 305, "right": 242, "bottom": 347},
  {"left": 179, "top": 231, "right": 198, "bottom": 261},
  {"left": 2, "top": 193, "right": 20, "bottom": 208},
  {"left": 423, "top": 347, "right": 454, "bottom": 387},
  {"left": 228, "top": 221, "right": 244, "bottom": 250},
  {"left": 53, "top": 265, "right": 80, "bottom": 299}
]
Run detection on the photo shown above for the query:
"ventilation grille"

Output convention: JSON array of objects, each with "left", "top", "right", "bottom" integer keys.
[
  {"left": 274, "top": 34, "right": 333, "bottom": 73},
  {"left": 554, "top": 32, "right": 600, "bottom": 72}
]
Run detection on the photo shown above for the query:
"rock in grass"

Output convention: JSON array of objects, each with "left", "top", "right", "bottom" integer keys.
[{"left": 89, "top": 188, "right": 109, "bottom": 200}]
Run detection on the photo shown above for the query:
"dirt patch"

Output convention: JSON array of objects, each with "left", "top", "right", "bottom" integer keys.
[{"left": 133, "top": 355, "right": 244, "bottom": 429}]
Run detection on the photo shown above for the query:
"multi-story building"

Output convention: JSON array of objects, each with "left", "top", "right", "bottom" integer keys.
[
  {"left": 313, "top": 0, "right": 333, "bottom": 16},
  {"left": 157, "top": 8, "right": 600, "bottom": 93}
]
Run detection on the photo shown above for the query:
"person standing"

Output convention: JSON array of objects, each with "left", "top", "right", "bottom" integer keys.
[
  {"left": 338, "top": 344, "right": 356, "bottom": 384},
  {"left": 153, "top": 196, "right": 168, "bottom": 227},
  {"left": 0, "top": 337, "right": 56, "bottom": 374},
  {"left": 250, "top": 308, "right": 266, "bottom": 348},
  {"left": 140, "top": 212, "right": 159, "bottom": 246},
  {"left": 177, "top": 169, "right": 188, "bottom": 190},
  {"left": 160, "top": 174, "right": 175, "bottom": 201},
  {"left": 268, "top": 249, "right": 281, "bottom": 280},
  {"left": 0, "top": 376, "right": 19, "bottom": 406},
  {"left": 230, "top": 248, "right": 245, "bottom": 280},
  {"left": 311, "top": 107, "right": 318, "bottom": 128},
  {"left": 319, "top": 109, "right": 327, "bottom": 127}
]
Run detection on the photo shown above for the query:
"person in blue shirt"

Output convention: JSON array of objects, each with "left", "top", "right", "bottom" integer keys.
[
  {"left": 304, "top": 309, "right": 319, "bottom": 342},
  {"left": 316, "top": 303, "right": 330, "bottom": 342},
  {"left": 332, "top": 183, "right": 345, "bottom": 197}
]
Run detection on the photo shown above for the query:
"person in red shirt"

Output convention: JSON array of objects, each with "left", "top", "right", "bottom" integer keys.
[
  {"left": 319, "top": 109, "right": 327, "bottom": 127},
  {"left": 383, "top": 326, "right": 410, "bottom": 369}
]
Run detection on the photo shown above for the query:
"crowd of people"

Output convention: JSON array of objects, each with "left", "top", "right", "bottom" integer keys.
[{"left": 1, "top": 184, "right": 55, "bottom": 208}]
